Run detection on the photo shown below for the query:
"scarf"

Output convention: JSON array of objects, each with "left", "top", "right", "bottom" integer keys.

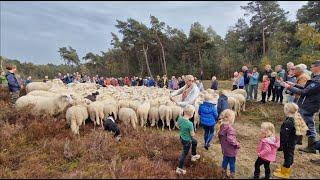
[{"left": 182, "top": 84, "right": 193, "bottom": 101}]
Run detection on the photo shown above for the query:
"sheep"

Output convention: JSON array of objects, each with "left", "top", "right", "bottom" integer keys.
[
  {"left": 118, "top": 108, "right": 138, "bottom": 129},
  {"left": 227, "top": 96, "right": 240, "bottom": 116},
  {"left": 129, "top": 100, "right": 140, "bottom": 112},
  {"left": 148, "top": 107, "right": 159, "bottom": 128},
  {"left": 169, "top": 105, "right": 183, "bottom": 129},
  {"left": 103, "top": 102, "right": 119, "bottom": 120},
  {"left": 66, "top": 105, "right": 89, "bottom": 135},
  {"left": 118, "top": 99, "right": 130, "bottom": 108},
  {"left": 136, "top": 101, "right": 151, "bottom": 129},
  {"left": 232, "top": 89, "right": 247, "bottom": 99},
  {"left": 158, "top": 105, "right": 172, "bottom": 131},
  {"left": 88, "top": 101, "right": 105, "bottom": 129},
  {"left": 26, "top": 82, "right": 52, "bottom": 93},
  {"left": 27, "top": 90, "right": 60, "bottom": 97},
  {"left": 15, "top": 94, "right": 73, "bottom": 116},
  {"left": 231, "top": 93, "right": 246, "bottom": 112}
]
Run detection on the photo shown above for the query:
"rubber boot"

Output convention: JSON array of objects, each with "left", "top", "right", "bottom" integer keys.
[
  {"left": 273, "top": 167, "right": 291, "bottom": 179},
  {"left": 299, "top": 137, "right": 317, "bottom": 154}
]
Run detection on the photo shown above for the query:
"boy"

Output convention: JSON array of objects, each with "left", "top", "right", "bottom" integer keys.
[
  {"left": 5, "top": 64, "right": 21, "bottom": 106},
  {"left": 176, "top": 105, "right": 201, "bottom": 175}
]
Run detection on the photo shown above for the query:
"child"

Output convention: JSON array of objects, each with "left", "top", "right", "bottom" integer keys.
[
  {"left": 217, "top": 109, "right": 240, "bottom": 179},
  {"left": 253, "top": 122, "right": 280, "bottom": 179},
  {"left": 199, "top": 94, "right": 218, "bottom": 150},
  {"left": 237, "top": 72, "right": 245, "bottom": 89},
  {"left": 260, "top": 75, "right": 270, "bottom": 103},
  {"left": 269, "top": 72, "right": 277, "bottom": 102},
  {"left": 217, "top": 90, "right": 230, "bottom": 116},
  {"left": 232, "top": 72, "right": 239, "bottom": 90},
  {"left": 176, "top": 105, "right": 201, "bottom": 175},
  {"left": 273, "top": 103, "right": 308, "bottom": 179},
  {"left": 5, "top": 64, "right": 21, "bottom": 106}
]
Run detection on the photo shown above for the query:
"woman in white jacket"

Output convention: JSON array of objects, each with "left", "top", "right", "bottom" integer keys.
[{"left": 170, "top": 75, "right": 200, "bottom": 108}]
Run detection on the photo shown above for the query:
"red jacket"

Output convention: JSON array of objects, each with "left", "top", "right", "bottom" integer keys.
[
  {"left": 261, "top": 80, "right": 270, "bottom": 92},
  {"left": 257, "top": 136, "right": 280, "bottom": 162}
]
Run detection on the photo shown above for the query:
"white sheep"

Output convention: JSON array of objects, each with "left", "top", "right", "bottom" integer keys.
[
  {"left": 27, "top": 90, "right": 60, "bottom": 97},
  {"left": 232, "top": 89, "right": 247, "bottom": 99},
  {"left": 26, "top": 82, "right": 52, "bottom": 93},
  {"left": 170, "top": 105, "right": 183, "bottom": 130},
  {"left": 103, "top": 102, "right": 119, "bottom": 120},
  {"left": 88, "top": 101, "right": 105, "bottom": 129},
  {"left": 137, "top": 101, "right": 151, "bottom": 129},
  {"left": 158, "top": 105, "right": 172, "bottom": 131},
  {"left": 66, "top": 105, "right": 89, "bottom": 135},
  {"left": 148, "top": 106, "right": 159, "bottom": 128},
  {"left": 227, "top": 96, "right": 240, "bottom": 116},
  {"left": 15, "top": 94, "right": 73, "bottom": 116},
  {"left": 118, "top": 108, "right": 138, "bottom": 129}
]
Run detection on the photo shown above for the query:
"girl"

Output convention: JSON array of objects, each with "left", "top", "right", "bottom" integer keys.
[
  {"left": 237, "top": 72, "right": 245, "bottom": 89},
  {"left": 232, "top": 72, "right": 240, "bottom": 90},
  {"left": 260, "top": 75, "right": 270, "bottom": 103},
  {"left": 273, "top": 103, "right": 308, "bottom": 179},
  {"left": 269, "top": 72, "right": 277, "bottom": 102},
  {"left": 216, "top": 109, "right": 240, "bottom": 179},
  {"left": 253, "top": 122, "right": 280, "bottom": 179}
]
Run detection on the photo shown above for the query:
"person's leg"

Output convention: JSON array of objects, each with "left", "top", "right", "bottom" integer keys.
[
  {"left": 178, "top": 139, "right": 191, "bottom": 169},
  {"left": 283, "top": 147, "right": 294, "bottom": 168},
  {"left": 263, "top": 160, "right": 271, "bottom": 179},
  {"left": 245, "top": 84, "right": 250, "bottom": 100},
  {"left": 279, "top": 87, "right": 284, "bottom": 103},
  {"left": 267, "top": 85, "right": 272, "bottom": 100},
  {"left": 254, "top": 157, "right": 263, "bottom": 178},
  {"left": 248, "top": 85, "right": 253, "bottom": 100},
  {"left": 222, "top": 155, "right": 229, "bottom": 171},
  {"left": 205, "top": 125, "right": 215, "bottom": 146},
  {"left": 229, "top": 156, "right": 236, "bottom": 178},
  {"left": 272, "top": 88, "right": 276, "bottom": 102},
  {"left": 191, "top": 137, "right": 198, "bottom": 156},
  {"left": 299, "top": 109, "right": 317, "bottom": 153},
  {"left": 10, "top": 91, "right": 20, "bottom": 107},
  {"left": 275, "top": 87, "right": 280, "bottom": 103},
  {"left": 253, "top": 84, "right": 258, "bottom": 101},
  {"left": 261, "top": 92, "right": 266, "bottom": 103},
  {"left": 203, "top": 125, "right": 209, "bottom": 146}
]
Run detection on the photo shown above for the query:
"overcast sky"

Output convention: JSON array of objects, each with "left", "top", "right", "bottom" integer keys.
[{"left": 0, "top": 1, "right": 307, "bottom": 65}]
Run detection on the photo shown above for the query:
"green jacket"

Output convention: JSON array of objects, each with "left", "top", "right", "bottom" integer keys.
[{"left": 0, "top": 75, "right": 8, "bottom": 86}]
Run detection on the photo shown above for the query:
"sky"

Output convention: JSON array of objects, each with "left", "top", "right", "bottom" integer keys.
[{"left": 0, "top": 1, "right": 307, "bottom": 65}]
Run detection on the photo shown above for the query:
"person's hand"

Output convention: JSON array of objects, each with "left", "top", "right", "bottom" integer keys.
[{"left": 286, "top": 81, "right": 295, "bottom": 86}]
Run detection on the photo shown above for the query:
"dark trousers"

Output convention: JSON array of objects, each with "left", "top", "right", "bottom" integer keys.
[
  {"left": 202, "top": 124, "right": 215, "bottom": 146},
  {"left": 261, "top": 92, "right": 267, "bottom": 103},
  {"left": 103, "top": 119, "right": 120, "bottom": 137},
  {"left": 275, "top": 86, "right": 284, "bottom": 103},
  {"left": 178, "top": 137, "right": 197, "bottom": 168},
  {"left": 271, "top": 88, "right": 276, "bottom": 101},
  {"left": 267, "top": 85, "right": 273, "bottom": 100},
  {"left": 254, "top": 157, "right": 270, "bottom": 179},
  {"left": 232, "top": 85, "right": 238, "bottom": 90},
  {"left": 283, "top": 147, "right": 295, "bottom": 168},
  {"left": 238, "top": 86, "right": 244, "bottom": 89},
  {"left": 10, "top": 91, "right": 20, "bottom": 106}
]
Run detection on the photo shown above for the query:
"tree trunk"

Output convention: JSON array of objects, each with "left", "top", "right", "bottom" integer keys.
[
  {"left": 0, "top": 57, "right": 3, "bottom": 72},
  {"left": 198, "top": 49, "right": 203, "bottom": 73},
  {"left": 159, "top": 53, "right": 164, "bottom": 75},
  {"left": 143, "top": 44, "right": 153, "bottom": 78},
  {"left": 155, "top": 33, "right": 167, "bottom": 75}
]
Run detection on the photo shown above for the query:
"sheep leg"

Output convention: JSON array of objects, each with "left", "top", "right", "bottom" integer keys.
[
  {"left": 167, "top": 119, "right": 171, "bottom": 131},
  {"left": 162, "top": 119, "right": 164, "bottom": 131},
  {"left": 243, "top": 103, "right": 246, "bottom": 111}
]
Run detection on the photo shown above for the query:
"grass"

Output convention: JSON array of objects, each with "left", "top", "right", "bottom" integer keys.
[{"left": 1, "top": 82, "right": 319, "bottom": 179}]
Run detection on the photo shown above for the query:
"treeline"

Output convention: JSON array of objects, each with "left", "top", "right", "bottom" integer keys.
[{"left": 1, "top": 1, "right": 319, "bottom": 80}]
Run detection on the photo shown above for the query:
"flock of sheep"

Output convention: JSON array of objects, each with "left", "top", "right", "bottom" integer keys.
[{"left": 15, "top": 79, "right": 247, "bottom": 135}]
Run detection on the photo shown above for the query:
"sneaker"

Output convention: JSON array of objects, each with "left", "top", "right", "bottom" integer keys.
[
  {"left": 191, "top": 154, "right": 200, "bottom": 162},
  {"left": 204, "top": 145, "right": 209, "bottom": 150},
  {"left": 176, "top": 167, "right": 186, "bottom": 175}
]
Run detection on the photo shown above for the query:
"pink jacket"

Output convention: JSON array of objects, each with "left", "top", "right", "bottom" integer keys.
[
  {"left": 257, "top": 136, "right": 280, "bottom": 162},
  {"left": 261, "top": 80, "right": 270, "bottom": 92}
]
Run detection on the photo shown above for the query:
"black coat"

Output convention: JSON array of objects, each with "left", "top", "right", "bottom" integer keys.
[
  {"left": 289, "top": 74, "right": 320, "bottom": 114},
  {"left": 280, "top": 117, "right": 297, "bottom": 150}
]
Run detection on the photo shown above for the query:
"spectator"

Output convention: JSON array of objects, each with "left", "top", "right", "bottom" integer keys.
[
  {"left": 293, "top": 64, "right": 310, "bottom": 102},
  {"left": 0, "top": 70, "right": 8, "bottom": 87},
  {"left": 163, "top": 74, "right": 168, "bottom": 88},
  {"left": 248, "top": 67, "right": 259, "bottom": 101},
  {"left": 299, "top": 63, "right": 312, "bottom": 77},
  {"left": 104, "top": 78, "right": 111, "bottom": 86},
  {"left": 43, "top": 76, "right": 49, "bottom": 83},
  {"left": 284, "top": 62, "right": 295, "bottom": 82},
  {"left": 282, "top": 60, "right": 320, "bottom": 154},
  {"left": 156, "top": 75, "right": 164, "bottom": 88},
  {"left": 237, "top": 72, "right": 245, "bottom": 89},
  {"left": 131, "top": 77, "right": 137, "bottom": 86},
  {"left": 138, "top": 77, "right": 143, "bottom": 86},
  {"left": 269, "top": 72, "right": 277, "bottom": 102},
  {"left": 172, "top": 76, "right": 179, "bottom": 90},
  {"left": 5, "top": 64, "right": 21, "bottom": 106},
  {"left": 124, "top": 77, "right": 131, "bottom": 86},
  {"left": 217, "top": 90, "right": 229, "bottom": 115},
  {"left": 195, "top": 80, "right": 204, "bottom": 92},
  {"left": 274, "top": 65, "right": 285, "bottom": 104},
  {"left": 211, "top": 76, "right": 218, "bottom": 90},
  {"left": 178, "top": 76, "right": 185, "bottom": 89},
  {"left": 118, "top": 77, "right": 124, "bottom": 86},
  {"left": 264, "top": 65, "right": 273, "bottom": 100},
  {"left": 260, "top": 75, "right": 270, "bottom": 103},
  {"left": 232, "top": 72, "right": 240, "bottom": 90},
  {"left": 242, "top": 66, "right": 250, "bottom": 100},
  {"left": 25, "top": 76, "right": 32, "bottom": 85},
  {"left": 285, "top": 68, "right": 296, "bottom": 103},
  {"left": 98, "top": 77, "right": 105, "bottom": 87}
]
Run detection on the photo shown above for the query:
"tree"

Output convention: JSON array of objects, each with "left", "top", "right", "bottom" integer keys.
[
  {"left": 297, "top": 1, "right": 320, "bottom": 31},
  {"left": 58, "top": 46, "right": 80, "bottom": 66}
]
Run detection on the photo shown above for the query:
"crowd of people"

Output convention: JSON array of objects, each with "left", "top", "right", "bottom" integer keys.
[{"left": 1, "top": 60, "right": 319, "bottom": 179}]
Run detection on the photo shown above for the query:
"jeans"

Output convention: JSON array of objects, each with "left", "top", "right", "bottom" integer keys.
[
  {"left": 222, "top": 156, "right": 236, "bottom": 173},
  {"left": 202, "top": 124, "right": 215, "bottom": 146},
  {"left": 248, "top": 84, "right": 258, "bottom": 100},
  {"left": 299, "top": 109, "right": 317, "bottom": 139},
  {"left": 245, "top": 84, "right": 250, "bottom": 100},
  {"left": 178, "top": 137, "right": 197, "bottom": 168},
  {"left": 254, "top": 157, "right": 270, "bottom": 179},
  {"left": 315, "top": 141, "right": 320, "bottom": 151},
  {"left": 275, "top": 86, "right": 284, "bottom": 103}
]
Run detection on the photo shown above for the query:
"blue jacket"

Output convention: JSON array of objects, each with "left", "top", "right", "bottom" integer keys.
[
  {"left": 217, "top": 94, "right": 229, "bottom": 115},
  {"left": 243, "top": 70, "right": 250, "bottom": 85},
  {"left": 198, "top": 102, "right": 218, "bottom": 126},
  {"left": 148, "top": 79, "right": 156, "bottom": 87},
  {"left": 5, "top": 72, "right": 21, "bottom": 93},
  {"left": 238, "top": 77, "right": 245, "bottom": 87},
  {"left": 249, "top": 72, "right": 259, "bottom": 85}
]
